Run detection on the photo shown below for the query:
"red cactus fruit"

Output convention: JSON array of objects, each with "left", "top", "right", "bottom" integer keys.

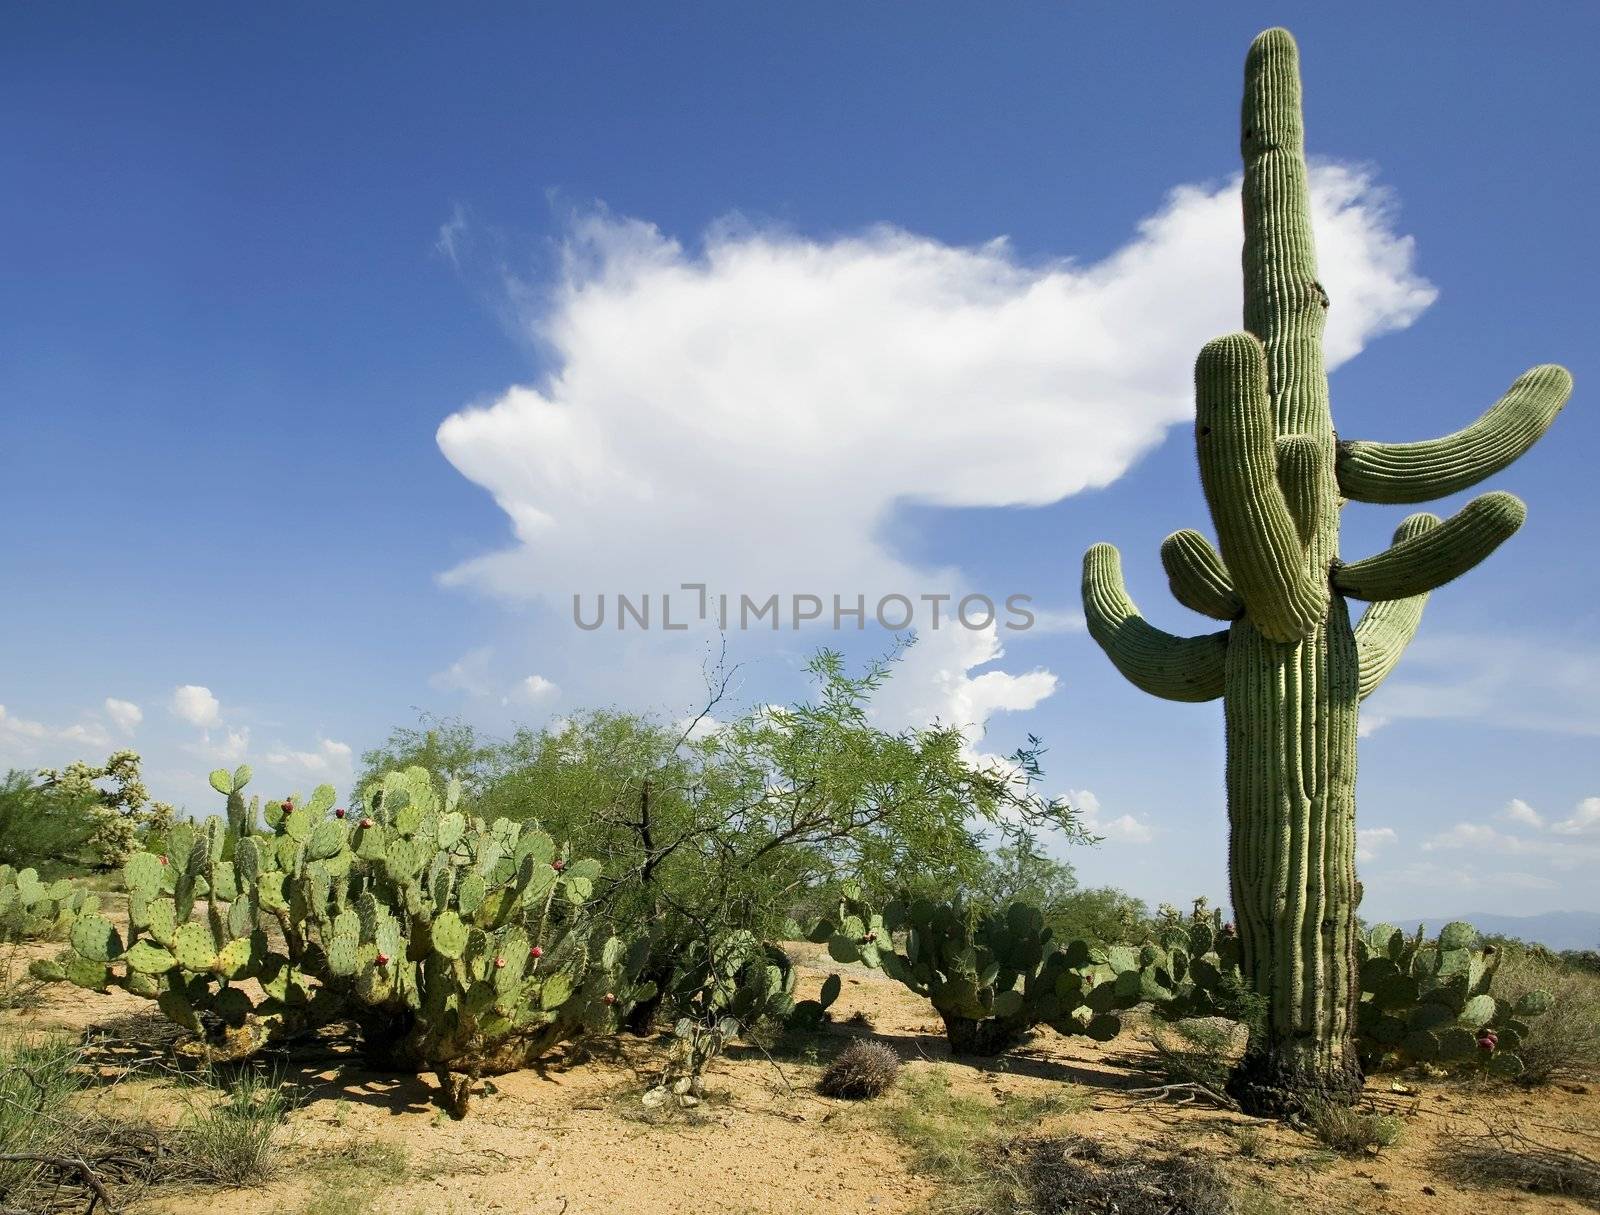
[
  {"left": 158, "top": 855, "right": 168, "bottom": 865},
  {"left": 551, "top": 859, "right": 566, "bottom": 872},
  {"left": 602, "top": 992, "right": 617, "bottom": 1006},
  {"left": 360, "top": 817, "right": 375, "bottom": 829},
  {"left": 1477, "top": 1032, "right": 1498, "bottom": 1052},
  {"left": 334, "top": 807, "right": 347, "bottom": 819},
  {"left": 529, "top": 945, "right": 544, "bottom": 959},
  {"left": 494, "top": 955, "right": 507, "bottom": 969},
  {"left": 376, "top": 952, "right": 390, "bottom": 967}
]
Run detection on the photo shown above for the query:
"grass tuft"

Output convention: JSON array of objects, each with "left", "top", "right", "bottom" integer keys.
[
  {"left": 1303, "top": 1100, "right": 1403, "bottom": 1155},
  {"left": 169, "top": 1063, "right": 299, "bottom": 1186}
]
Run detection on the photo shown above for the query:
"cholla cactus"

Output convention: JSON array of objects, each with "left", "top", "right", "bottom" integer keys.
[
  {"left": 815, "top": 889, "right": 1158, "bottom": 1054},
  {"left": 38, "top": 765, "right": 652, "bottom": 1116},
  {"left": 37, "top": 750, "right": 169, "bottom": 868},
  {"left": 1080, "top": 28, "right": 1572, "bottom": 1112}
]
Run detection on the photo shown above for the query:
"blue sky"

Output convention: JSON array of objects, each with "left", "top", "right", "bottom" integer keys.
[{"left": 3, "top": 4, "right": 1596, "bottom": 920}]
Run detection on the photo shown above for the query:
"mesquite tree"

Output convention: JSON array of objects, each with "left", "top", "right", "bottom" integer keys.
[{"left": 1080, "top": 28, "right": 1572, "bottom": 1113}]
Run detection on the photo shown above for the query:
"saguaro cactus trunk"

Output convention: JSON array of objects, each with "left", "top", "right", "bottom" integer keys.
[{"left": 1081, "top": 28, "right": 1572, "bottom": 1115}]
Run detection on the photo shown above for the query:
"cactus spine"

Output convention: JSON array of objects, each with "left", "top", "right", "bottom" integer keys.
[{"left": 1081, "top": 29, "right": 1572, "bottom": 1113}]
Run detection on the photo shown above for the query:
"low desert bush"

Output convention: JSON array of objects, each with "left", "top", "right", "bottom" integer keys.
[
  {"left": 1488, "top": 944, "right": 1600, "bottom": 1082},
  {"left": 1304, "top": 1100, "right": 1403, "bottom": 1155},
  {"left": 818, "top": 1038, "right": 900, "bottom": 1099}
]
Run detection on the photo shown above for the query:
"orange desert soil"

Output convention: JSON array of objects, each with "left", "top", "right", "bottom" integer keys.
[{"left": 5, "top": 940, "right": 1596, "bottom": 1215}]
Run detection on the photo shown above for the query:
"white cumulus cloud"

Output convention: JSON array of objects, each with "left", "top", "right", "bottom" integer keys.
[
  {"left": 439, "top": 166, "right": 1431, "bottom": 611},
  {"left": 1357, "top": 826, "right": 1398, "bottom": 863},
  {"left": 1502, "top": 798, "right": 1544, "bottom": 828},
  {"left": 170, "top": 685, "right": 222, "bottom": 729},
  {"left": 509, "top": 674, "right": 560, "bottom": 705},
  {"left": 264, "top": 738, "right": 353, "bottom": 777},
  {"left": 1070, "top": 788, "right": 1156, "bottom": 845},
  {"left": 104, "top": 697, "right": 142, "bottom": 734}
]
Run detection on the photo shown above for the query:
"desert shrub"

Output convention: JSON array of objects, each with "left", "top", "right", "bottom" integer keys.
[
  {"left": 1142, "top": 1018, "right": 1245, "bottom": 1105},
  {"left": 1046, "top": 885, "right": 1155, "bottom": 946},
  {"left": 361, "top": 646, "right": 1089, "bottom": 1042},
  {"left": 0, "top": 768, "right": 99, "bottom": 876},
  {"left": 1483, "top": 943, "right": 1600, "bottom": 1082},
  {"left": 1304, "top": 1100, "right": 1403, "bottom": 1154},
  {"left": 818, "top": 1038, "right": 900, "bottom": 1099}
]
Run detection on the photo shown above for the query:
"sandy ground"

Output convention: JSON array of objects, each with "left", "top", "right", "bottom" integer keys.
[{"left": 5, "top": 940, "right": 1597, "bottom": 1215}]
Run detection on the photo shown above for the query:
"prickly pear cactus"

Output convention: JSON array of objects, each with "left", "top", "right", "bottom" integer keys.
[
  {"left": 40, "top": 764, "right": 653, "bottom": 1115},
  {"left": 1, "top": 865, "right": 95, "bottom": 942},
  {"left": 1356, "top": 922, "right": 1551, "bottom": 1078},
  {"left": 814, "top": 889, "right": 1155, "bottom": 1055},
  {"left": 1079, "top": 27, "right": 1573, "bottom": 1113}
]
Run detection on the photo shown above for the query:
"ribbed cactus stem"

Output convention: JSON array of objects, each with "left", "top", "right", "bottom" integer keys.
[{"left": 1078, "top": 26, "right": 1572, "bottom": 1114}]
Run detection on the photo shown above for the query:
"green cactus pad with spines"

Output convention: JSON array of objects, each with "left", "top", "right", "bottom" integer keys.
[
  {"left": 125, "top": 940, "right": 178, "bottom": 975},
  {"left": 65, "top": 955, "right": 110, "bottom": 991},
  {"left": 70, "top": 913, "right": 123, "bottom": 963},
  {"left": 171, "top": 922, "right": 217, "bottom": 972},
  {"left": 1076, "top": 26, "right": 1572, "bottom": 1112},
  {"left": 124, "top": 851, "right": 164, "bottom": 896},
  {"left": 215, "top": 936, "right": 256, "bottom": 978},
  {"left": 430, "top": 911, "right": 468, "bottom": 959},
  {"left": 437, "top": 812, "right": 465, "bottom": 851}
]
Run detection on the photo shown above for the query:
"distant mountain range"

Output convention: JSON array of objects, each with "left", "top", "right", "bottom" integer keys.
[{"left": 1384, "top": 911, "right": 1600, "bottom": 952}]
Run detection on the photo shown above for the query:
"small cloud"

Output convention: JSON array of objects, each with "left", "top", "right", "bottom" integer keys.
[
  {"left": 189, "top": 727, "right": 250, "bottom": 765},
  {"left": 265, "top": 738, "right": 353, "bottom": 776},
  {"left": 1502, "top": 798, "right": 1544, "bottom": 828},
  {"left": 675, "top": 713, "right": 721, "bottom": 742},
  {"left": 1357, "top": 713, "right": 1390, "bottom": 738},
  {"left": 430, "top": 648, "right": 497, "bottom": 698},
  {"left": 436, "top": 203, "right": 470, "bottom": 267},
  {"left": 1070, "top": 788, "right": 1156, "bottom": 845},
  {"left": 1551, "top": 797, "right": 1600, "bottom": 836},
  {"left": 1357, "top": 826, "right": 1398, "bottom": 863},
  {"left": 171, "top": 685, "right": 222, "bottom": 729},
  {"left": 506, "top": 674, "right": 560, "bottom": 706},
  {"left": 0, "top": 704, "right": 110, "bottom": 754},
  {"left": 104, "top": 697, "right": 142, "bottom": 734}
]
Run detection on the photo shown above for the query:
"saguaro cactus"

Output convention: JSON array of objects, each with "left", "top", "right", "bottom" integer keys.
[{"left": 1080, "top": 29, "right": 1571, "bottom": 1113}]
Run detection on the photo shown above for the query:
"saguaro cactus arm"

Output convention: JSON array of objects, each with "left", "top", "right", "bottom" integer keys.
[
  {"left": 1352, "top": 514, "right": 1438, "bottom": 699},
  {"left": 1194, "top": 334, "right": 1328, "bottom": 642},
  {"left": 1274, "top": 435, "right": 1328, "bottom": 548},
  {"left": 1160, "top": 530, "right": 1243, "bottom": 621},
  {"left": 1083, "top": 544, "right": 1228, "bottom": 702},
  {"left": 1332, "top": 490, "right": 1525, "bottom": 601},
  {"left": 1336, "top": 366, "right": 1573, "bottom": 504}
]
